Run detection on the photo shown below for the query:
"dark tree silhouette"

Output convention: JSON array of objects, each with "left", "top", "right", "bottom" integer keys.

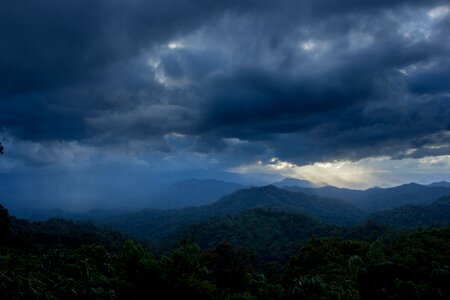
[
  {"left": 0, "top": 205, "right": 10, "bottom": 244},
  {"left": 0, "top": 142, "right": 3, "bottom": 155}
]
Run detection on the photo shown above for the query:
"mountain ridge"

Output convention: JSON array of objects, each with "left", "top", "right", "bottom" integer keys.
[
  {"left": 97, "top": 185, "right": 364, "bottom": 242},
  {"left": 428, "top": 181, "right": 450, "bottom": 188},
  {"left": 284, "top": 183, "right": 450, "bottom": 212},
  {"left": 368, "top": 196, "right": 450, "bottom": 228},
  {"left": 273, "top": 177, "right": 320, "bottom": 188}
]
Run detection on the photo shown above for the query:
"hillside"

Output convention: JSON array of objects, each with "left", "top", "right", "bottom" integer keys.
[
  {"left": 98, "top": 185, "right": 364, "bottom": 242},
  {"left": 8, "top": 217, "right": 127, "bottom": 251},
  {"left": 0, "top": 204, "right": 127, "bottom": 251},
  {"left": 368, "top": 196, "right": 450, "bottom": 228},
  {"left": 209, "top": 185, "right": 364, "bottom": 225},
  {"left": 284, "top": 183, "right": 450, "bottom": 212},
  {"left": 166, "top": 209, "right": 340, "bottom": 263},
  {"left": 429, "top": 181, "right": 450, "bottom": 188}
]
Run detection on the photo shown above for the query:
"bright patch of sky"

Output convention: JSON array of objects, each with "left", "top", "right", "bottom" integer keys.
[
  {"left": 230, "top": 155, "right": 450, "bottom": 189},
  {"left": 167, "top": 41, "right": 185, "bottom": 49},
  {"left": 428, "top": 5, "right": 450, "bottom": 19}
]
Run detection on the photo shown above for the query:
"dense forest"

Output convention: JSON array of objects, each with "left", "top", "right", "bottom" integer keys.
[
  {"left": 165, "top": 209, "right": 388, "bottom": 264},
  {"left": 368, "top": 196, "right": 450, "bottom": 228},
  {"left": 1, "top": 203, "right": 450, "bottom": 299}
]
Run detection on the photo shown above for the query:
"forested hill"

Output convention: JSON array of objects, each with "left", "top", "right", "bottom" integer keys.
[
  {"left": 165, "top": 209, "right": 388, "bottom": 264},
  {"left": 284, "top": 183, "right": 450, "bottom": 212},
  {"left": 368, "top": 196, "right": 450, "bottom": 228},
  {"left": 1, "top": 203, "right": 450, "bottom": 299},
  {"left": 208, "top": 185, "right": 364, "bottom": 225},
  {"left": 1, "top": 206, "right": 127, "bottom": 251},
  {"left": 98, "top": 185, "right": 364, "bottom": 242}
]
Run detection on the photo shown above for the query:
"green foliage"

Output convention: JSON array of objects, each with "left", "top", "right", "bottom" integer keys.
[
  {"left": 166, "top": 209, "right": 390, "bottom": 265},
  {"left": 283, "top": 228, "right": 450, "bottom": 300},
  {"left": 369, "top": 196, "right": 450, "bottom": 228},
  {"left": 203, "top": 241, "right": 255, "bottom": 291},
  {"left": 7, "top": 216, "right": 127, "bottom": 251},
  {"left": 1, "top": 206, "right": 450, "bottom": 299},
  {"left": 167, "top": 209, "right": 339, "bottom": 263}
]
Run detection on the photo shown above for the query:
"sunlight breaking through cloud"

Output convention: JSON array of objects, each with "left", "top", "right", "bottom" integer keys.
[{"left": 231, "top": 155, "right": 450, "bottom": 189}]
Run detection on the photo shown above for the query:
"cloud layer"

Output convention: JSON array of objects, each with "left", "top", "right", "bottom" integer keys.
[{"left": 1, "top": 0, "right": 450, "bottom": 185}]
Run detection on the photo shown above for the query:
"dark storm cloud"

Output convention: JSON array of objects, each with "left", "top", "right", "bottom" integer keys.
[
  {"left": 1, "top": 0, "right": 450, "bottom": 168},
  {"left": 0, "top": 0, "right": 258, "bottom": 94},
  {"left": 183, "top": 5, "right": 450, "bottom": 164},
  {"left": 0, "top": 0, "right": 258, "bottom": 142}
]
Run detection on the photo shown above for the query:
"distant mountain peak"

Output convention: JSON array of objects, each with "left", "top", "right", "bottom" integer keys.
[
  {"left": 428, "top": 181, "right": 450, "bottom": 188},
  {"left": 366, "top": 186, "right": 382, "bottom": 190},
  {"left": 273, "top": 177, "right": 319, "bottom": 188}
]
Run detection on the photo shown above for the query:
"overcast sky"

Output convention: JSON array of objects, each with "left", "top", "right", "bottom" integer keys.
[{"left": 1, "top": 0, "right": 450, "bottom": 188}]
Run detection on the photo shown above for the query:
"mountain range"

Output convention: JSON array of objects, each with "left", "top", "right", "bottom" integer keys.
[
  {"left": 3, "top": 176, "right": 450, "bottom": 245},
  {"left": 283, "top": 182, "right": 450, "bottom": 212},
  {"left": 96, "top": 185, "right": 364, "bottom": 242}
]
